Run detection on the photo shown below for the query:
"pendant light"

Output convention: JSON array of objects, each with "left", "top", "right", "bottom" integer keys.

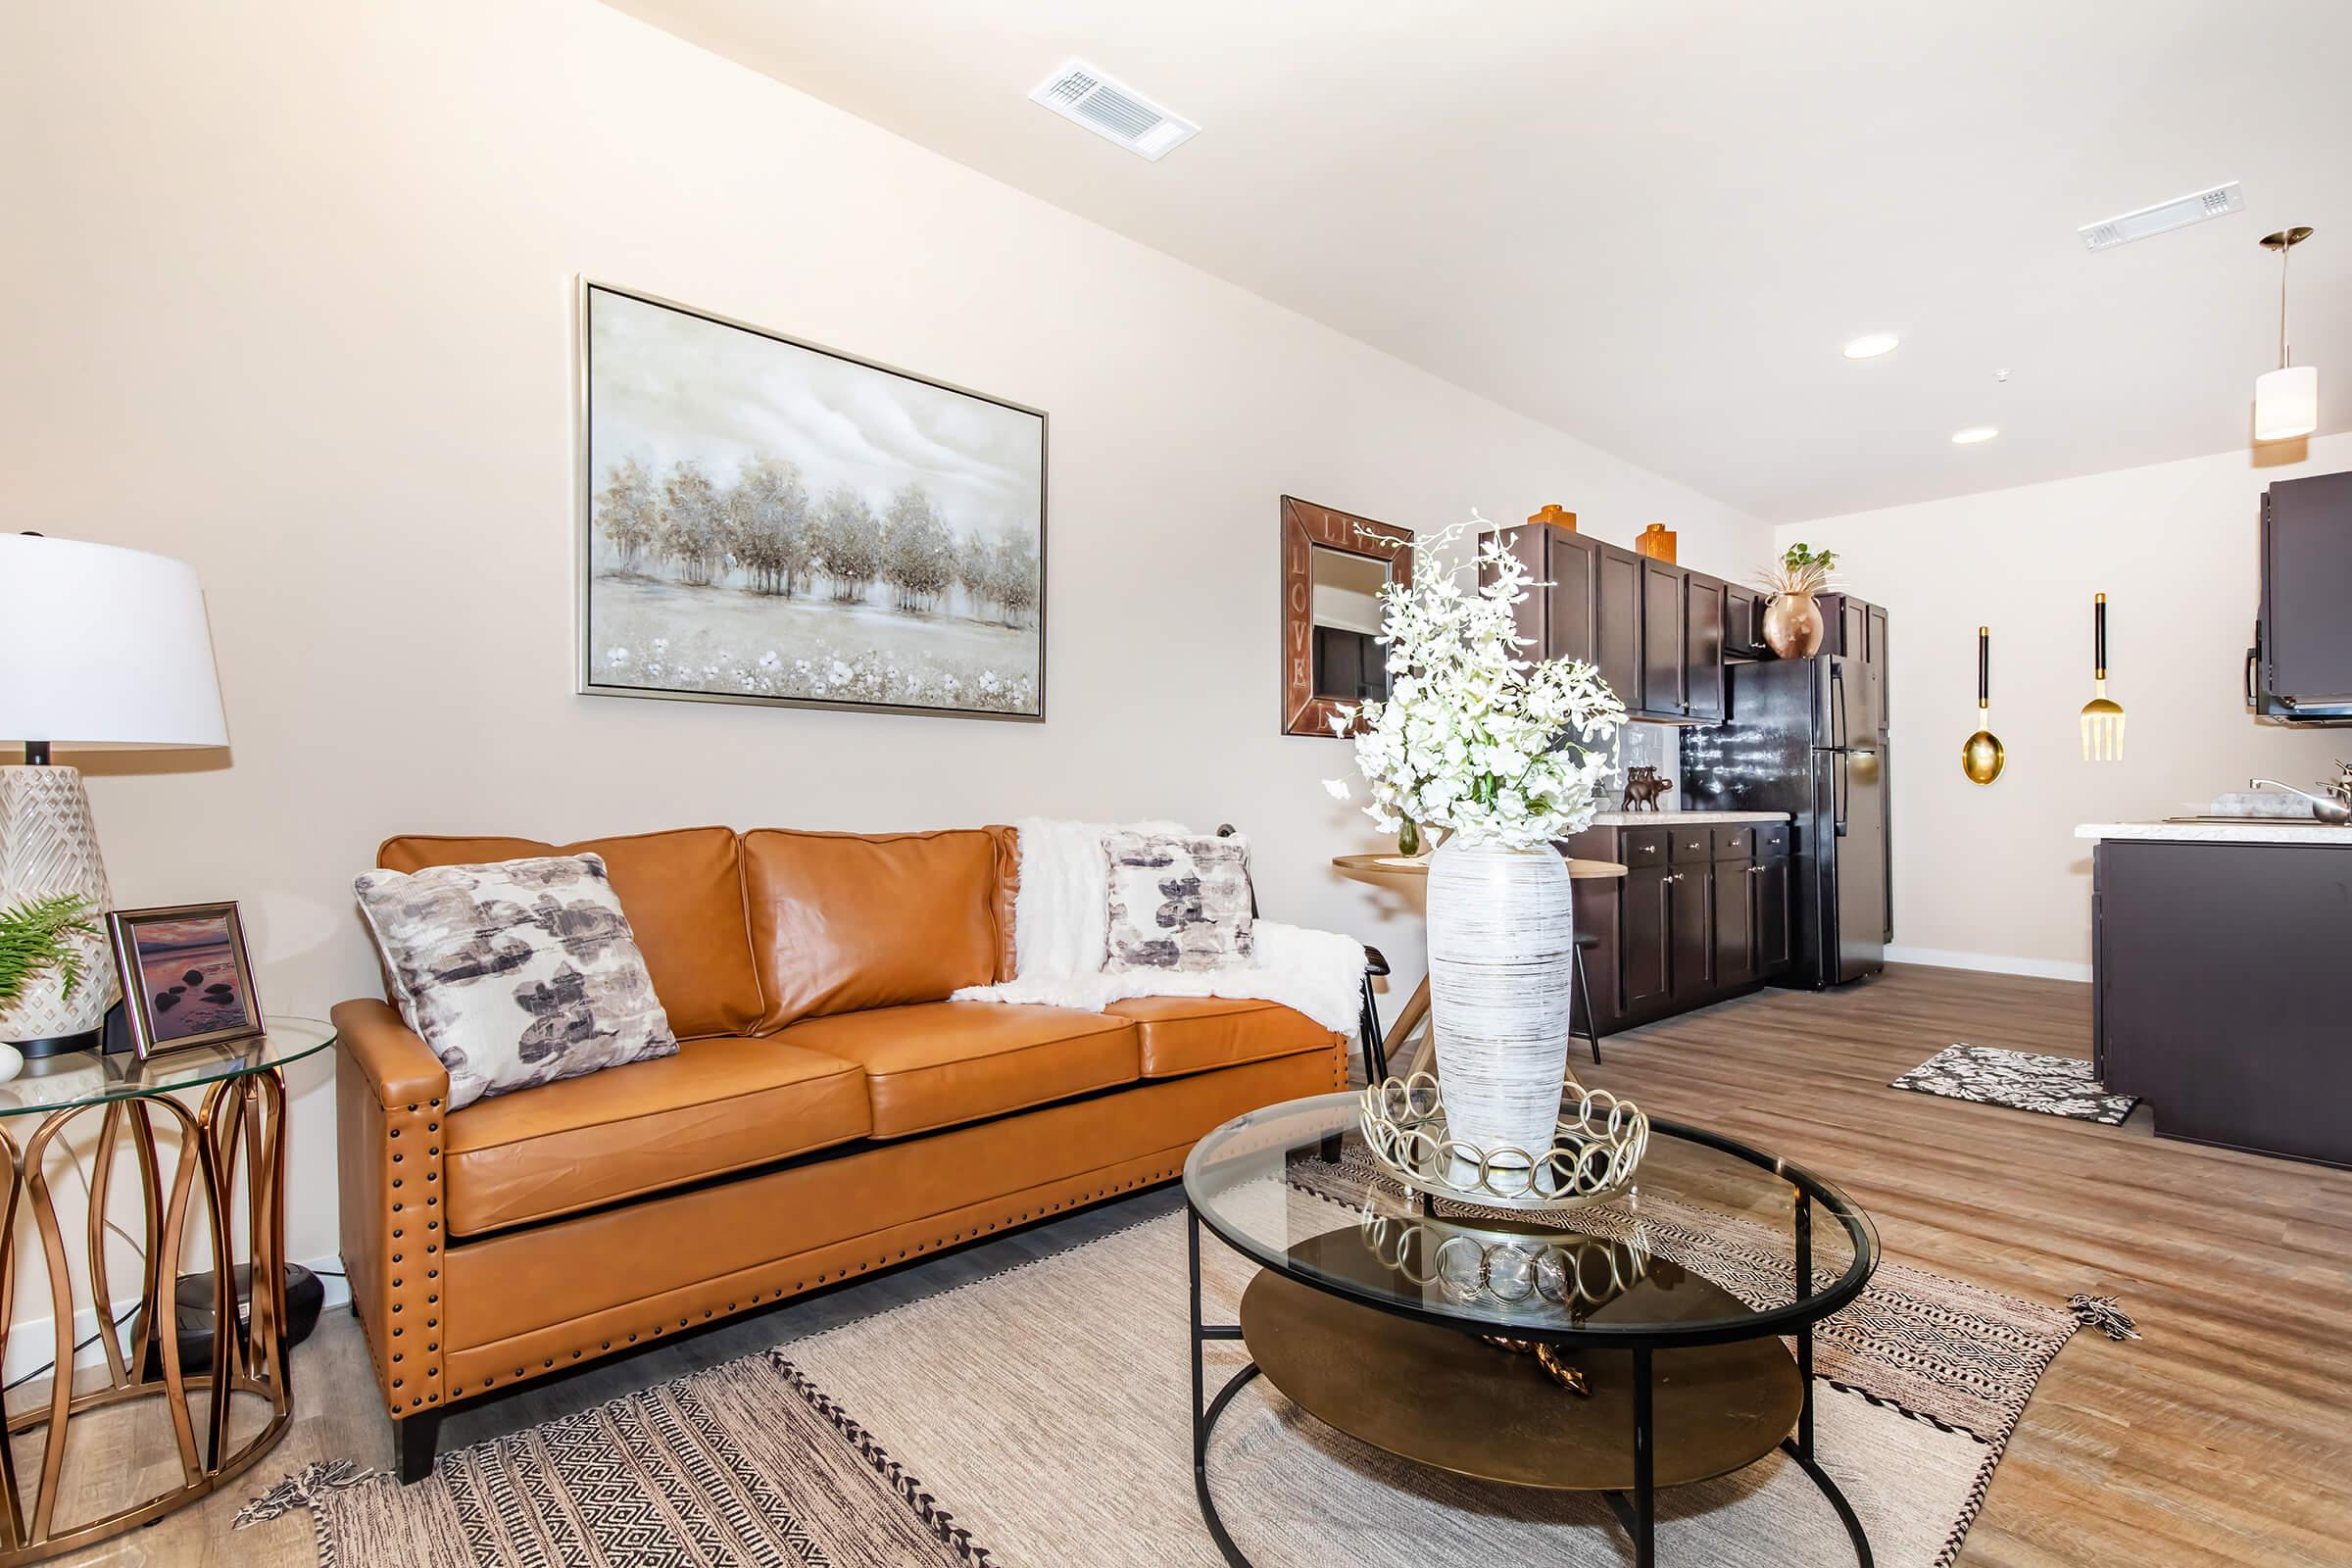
[{"left": 2255, "top": 227, "right": 2318, "bottom": 442}]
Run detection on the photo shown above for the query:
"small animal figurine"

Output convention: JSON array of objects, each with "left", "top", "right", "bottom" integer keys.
[{"left": 1621, "top": 766, "right": 1672, "bottom": 811}]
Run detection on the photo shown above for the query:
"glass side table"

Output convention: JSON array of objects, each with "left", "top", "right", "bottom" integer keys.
[{"left": 0, "top": 1014, "right": 336, "bottom": 1564}]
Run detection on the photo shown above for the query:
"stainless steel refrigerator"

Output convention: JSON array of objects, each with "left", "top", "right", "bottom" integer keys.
[{"left": 1681, "top": 656, "right": 1888, "bottom": 987}]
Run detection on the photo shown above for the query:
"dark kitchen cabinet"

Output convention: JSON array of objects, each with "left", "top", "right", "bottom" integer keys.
[
  {"left": 1724, "top": 584, "right": 1765, "bottom": 659},
  {"left": 1546, "top": 531, "right": 1601, "bottom": 669},
  {"left": 1816, "top": 591, "right": 1890, "bottom": 737},
  {"left": 1619, "top": 863, "right": 1671, "bottom": 1011},
  {"left": 1667, "top": 862, "right": 1712, "bottom": 1001},
  {"left": 1568, "top": 819, "right": 1790, "bottom": 1035},
  {"left": 1684, "top": 573, "right": 1727, "bottom": 723},
  {"left": 1753, "top": 853, "right": 1791, "bottom": 975},
  {"left": 1482, "top": 519, "right": 1746, "bottom": 723},
  {"left": 1483, "top": 522, "right": 1645, "bottom": 713},
  {"left": 1866, "top": 603, "right": 1889, "bottom": 731},
  {"left": 2252, "top": 469, "right": 2352, "bottom": 720},
  {"left": 2096, "top": 837, "right": 2352, "bottom": 1164},
  {"left": 1593, "top": 550, "right": 1644, "bottom": 712},
  {"left": 1642, "top": 560, "right": 1685, "bottom": 717},
  {"left": 1713, "top": 858, "right": 1753, "bottom": 986}
]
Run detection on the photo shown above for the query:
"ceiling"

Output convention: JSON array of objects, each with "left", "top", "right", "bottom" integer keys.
[{"left": 604, "top": 0, "right": 2352, "bottom": 522}]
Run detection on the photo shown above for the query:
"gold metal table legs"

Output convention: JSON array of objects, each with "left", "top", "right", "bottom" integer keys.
[{"left": 0, "top": 1068, "right": 293, "bottom": 1563}]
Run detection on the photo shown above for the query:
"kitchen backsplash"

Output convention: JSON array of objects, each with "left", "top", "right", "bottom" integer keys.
[{"left": 1609, "top": 722, "right": 1680, "bottom": 810}]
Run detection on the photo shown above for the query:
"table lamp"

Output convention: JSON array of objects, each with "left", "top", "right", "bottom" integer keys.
[{"left": 0, "top": 534, "right": 228, "bottom": 1056}]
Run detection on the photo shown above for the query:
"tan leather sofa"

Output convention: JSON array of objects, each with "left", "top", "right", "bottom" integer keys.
[{"left": 334, "top": 824, "right": 1348, "bottom": 1480}]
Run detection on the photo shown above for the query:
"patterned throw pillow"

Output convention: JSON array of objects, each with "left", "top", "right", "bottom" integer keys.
[
  {"left": 1102, "top": 832, "right": 1254, "bottom": 972},
  {"left": 353, "top": 854, "right": 678, "bottom": 1110}
]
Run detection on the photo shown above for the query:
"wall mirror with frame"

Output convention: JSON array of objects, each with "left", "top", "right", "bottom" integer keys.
[{"left": 1280, "top": 496, "right": 1414, "bottom": 737}]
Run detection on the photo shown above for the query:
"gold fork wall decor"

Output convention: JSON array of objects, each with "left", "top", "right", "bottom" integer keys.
[{"left": 2081, "top": 592, "right": 2126, "bottom": 761}]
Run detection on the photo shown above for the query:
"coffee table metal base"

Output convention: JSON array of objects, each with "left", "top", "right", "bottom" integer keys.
[{"left": 1187, "top": 1209, "right": 1874, "bottom": 1567}]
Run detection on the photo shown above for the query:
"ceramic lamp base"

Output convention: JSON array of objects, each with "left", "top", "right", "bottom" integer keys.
[{"left": 0, "top": 763, "right": 121, "bottom": 1045}]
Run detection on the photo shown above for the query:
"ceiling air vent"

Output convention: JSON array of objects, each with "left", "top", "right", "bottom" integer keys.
[
  {"left": 1029, "top": 60, "right": 1200, "bottom": 162},
  {"left": 2078, "top": 182, "right": 2243, "bottom": 252}
]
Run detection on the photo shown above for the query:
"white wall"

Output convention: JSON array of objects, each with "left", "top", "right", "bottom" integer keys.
[
  {"left": 0, "top": 0, "right": 1770, "bottom": 1348},
  {"left": 1781, "top": 433, "right": 2352, "bottom": 979}
]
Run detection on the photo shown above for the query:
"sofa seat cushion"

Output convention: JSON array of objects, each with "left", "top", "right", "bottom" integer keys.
[
  {"left": 378, "top": 827, "right": 762, "bottom": 1041},
  {"left": 444, "top": 1037, "right": 869, "bottom": 1236},
  {"left": 1104, "top": 996, "right": 1339, "bottom": 1079},
  {"left": 773, "top": 1002, "right": 1139, "bottom": 1139}
]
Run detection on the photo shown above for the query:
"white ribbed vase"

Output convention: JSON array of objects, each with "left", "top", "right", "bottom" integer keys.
[{"left": 1424, "top": 836, "right": 1575, "bottom": 1166}]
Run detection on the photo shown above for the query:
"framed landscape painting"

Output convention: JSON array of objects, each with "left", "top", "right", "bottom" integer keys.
[{"left": 578, "top": 281, "right": 1047, "bottom": 719}]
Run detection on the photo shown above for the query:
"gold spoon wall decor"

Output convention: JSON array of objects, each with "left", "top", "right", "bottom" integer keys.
[
  {"left": 2081, "top": 592, "right": 2126, "bottom": 761},
  {"left": 1961, "top": 626, "right": 2006, "bottom": 785}
]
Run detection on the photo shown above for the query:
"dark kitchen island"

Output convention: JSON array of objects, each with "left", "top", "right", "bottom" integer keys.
[{"left": 2083, "top": 821, "right": 2352, "bottom": 1168}]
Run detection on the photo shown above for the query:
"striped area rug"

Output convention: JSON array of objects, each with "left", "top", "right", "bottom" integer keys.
[{"left": 243, "top": 1179, "right": 2096, "bottom": 1567}]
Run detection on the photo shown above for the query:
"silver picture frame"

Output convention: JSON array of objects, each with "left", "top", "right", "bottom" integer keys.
[{"left": 573, "top": 277, "right": 1049, "bottom": 721}]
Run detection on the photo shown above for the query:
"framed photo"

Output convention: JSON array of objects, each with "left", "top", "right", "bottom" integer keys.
[
  {"left": 106, "top": 903, "right": 264, "bottom": 1060},
  {"left": 577, "top": 280, "right": 1047, "bottom": 721}
]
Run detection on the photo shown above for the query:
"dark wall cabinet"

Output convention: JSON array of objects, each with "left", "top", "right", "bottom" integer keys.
[
  {"left": 1490, "top": 521, "right": 1743, "bottom": 722},
  {"left": 1567, "top": 821, "right": 1791, "bottom": 1036},
  {"left": 1684, "top": 575, "right": 1727, "bottom": 723},
  {"left": 1724, "top": 584, "right": 1765, "bottom": 659},
  {"left": 2252, "top": 468, "right": 2352, "bottom": 721},
  {"left": 1814, "top": 591, "right": 1891, "bottom": 736},
  {"left": 1493, "top": 525, "right": 1894, "bottom": 735},
  {"left": 1641, "top": 561, "right": 1685, "bottom": 717}
]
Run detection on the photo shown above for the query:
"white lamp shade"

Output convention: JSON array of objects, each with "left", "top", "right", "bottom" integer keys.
[
  {"left": 0, "top": 535, "right": 228, "bottom": 749},
  {"left": 2255, "top": 364, "right": 2320, "bottom": 443}
]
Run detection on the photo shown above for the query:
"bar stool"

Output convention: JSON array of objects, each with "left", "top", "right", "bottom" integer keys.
[
  {"left": 1332, "top": 852, "right": 1628, "bottom": 1080},
  {"left": 1572, "top": 931, "right": 1603, "bottom": 1065}
]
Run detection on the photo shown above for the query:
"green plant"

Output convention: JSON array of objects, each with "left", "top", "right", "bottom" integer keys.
[
  {"left": 0, "top": 894, "right": 99, "bottom": 1007},
  {"left": 1758, "top": 541, "right": 1839, "bottom": 598}
]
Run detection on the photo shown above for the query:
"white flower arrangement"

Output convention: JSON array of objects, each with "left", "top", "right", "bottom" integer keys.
[{"left": 1325, "top": 514, "right": 1627, "bottom": 853}]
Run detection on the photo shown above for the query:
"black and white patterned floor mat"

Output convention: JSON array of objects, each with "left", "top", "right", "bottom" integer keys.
[{"left": 1891, "top": 1043, "right": 2139, "bottom": 1125}]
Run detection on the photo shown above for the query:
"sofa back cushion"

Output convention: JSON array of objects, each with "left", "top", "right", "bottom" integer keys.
[
  {"left": 376, "top": 827, "right": 761, "bottom": 1040},
  {"left": 744, "top": 827, "right": 1001, "bottom": 1031}
]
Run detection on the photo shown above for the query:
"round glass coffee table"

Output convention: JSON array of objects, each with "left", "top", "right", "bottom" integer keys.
[
  {"left": 1183, "top": 1091, "right": 1879, "bottom": 1568},
  {"left": 0, "top": 1015, "right": 336, "bottom": 1563}
]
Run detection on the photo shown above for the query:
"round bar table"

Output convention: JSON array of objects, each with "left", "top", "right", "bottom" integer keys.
[
  {"left": 0, "top": 1015, "right": 334, "bottom": 1564},
  {"left": 1333, "top": 853, "right": 1628, "bottom": 1078}
]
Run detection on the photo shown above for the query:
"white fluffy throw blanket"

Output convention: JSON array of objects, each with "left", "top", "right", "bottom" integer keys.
[{"left": 951, "top": 817, "right": 1366, "bottom": 1036}]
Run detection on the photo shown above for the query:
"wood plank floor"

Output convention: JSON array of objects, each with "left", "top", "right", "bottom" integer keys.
[{"left": 38, "top": 963, "right": 2352, "bottom": 1565}]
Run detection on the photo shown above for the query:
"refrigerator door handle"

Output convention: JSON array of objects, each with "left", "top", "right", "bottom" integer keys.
[
  {"left": 1834, "top": 753, "right": 1849, "bottom": 836},
  {"left": 1829, "top": 661, "right": 1848, "bottom": 754}
]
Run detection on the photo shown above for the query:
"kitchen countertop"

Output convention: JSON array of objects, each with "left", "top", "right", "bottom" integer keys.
[
  {"left": 1589, "top": 810, "right": 1792, "bottom": 826},
  {"left": 2076, "top": 820, "right": 2352, "bottom": 846}
]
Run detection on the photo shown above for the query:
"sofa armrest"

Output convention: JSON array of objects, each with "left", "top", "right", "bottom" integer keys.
[
  {"left": 333, "top": 997, "right": 450, "bottom": 1105},
  {"left": 332, "top": 998, "right": 449, "bottom": 1426}
]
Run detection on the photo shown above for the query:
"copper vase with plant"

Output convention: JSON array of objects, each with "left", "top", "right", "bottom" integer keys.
[{"left": 1757, "top": 543, "right": 1838, "bottom": 659}]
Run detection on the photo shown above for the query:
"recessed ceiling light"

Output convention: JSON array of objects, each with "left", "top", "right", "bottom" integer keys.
[
  {"left": 1951, "top": 426, "right": 1999, "bottom": 445},
  {"left": 1842, "top": 333, "right": 1900, "bottom": 360}
]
